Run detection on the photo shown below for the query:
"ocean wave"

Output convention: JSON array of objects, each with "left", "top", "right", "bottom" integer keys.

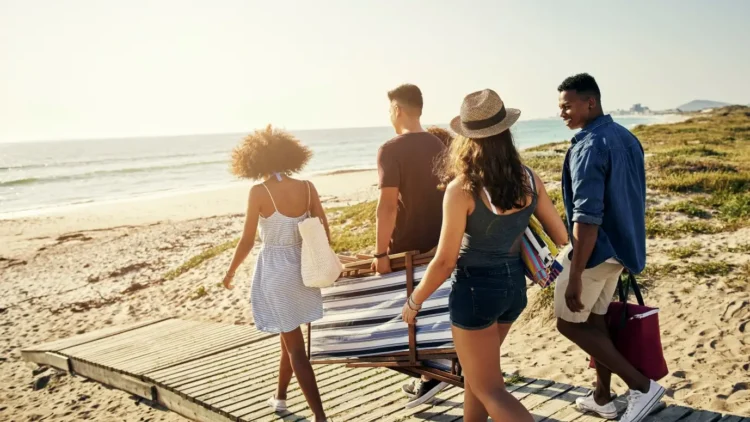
[
  {"left": 0, "top": 150, "right": 229, "bottom": 171},
  {"left": 0, "top": 159, "right": 227, "bottom": 187}
]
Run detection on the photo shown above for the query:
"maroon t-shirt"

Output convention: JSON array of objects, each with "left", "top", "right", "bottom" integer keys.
[{"left": 377, "top": 132, "right": 446, "bottom": 254}]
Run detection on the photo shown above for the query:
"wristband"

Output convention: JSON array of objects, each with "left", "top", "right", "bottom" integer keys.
[{"left": 373, "top": 251, "right": 388, "bottom": 259}]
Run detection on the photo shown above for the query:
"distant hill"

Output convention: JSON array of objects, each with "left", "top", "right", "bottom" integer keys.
[{"left": 676, "top": 100, "right": 731, "bottom": 112}]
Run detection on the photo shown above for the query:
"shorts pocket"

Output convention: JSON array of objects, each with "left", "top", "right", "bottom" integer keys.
[{"left": 470, "top": 286, "right": 509, "bottom": 321}]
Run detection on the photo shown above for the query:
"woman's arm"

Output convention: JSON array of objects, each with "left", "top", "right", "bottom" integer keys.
[
  {"left": 402, "top": 180, "right": 470, "bottom": 323},
  {"left": 531, "top": 170, "right": 569, "bottom": 247},
  {"left": 308, "top": 182, "right": 332, "bottom": 243},
  {"left": 223, "top": 186, "right": 261, "bottom": 289}
]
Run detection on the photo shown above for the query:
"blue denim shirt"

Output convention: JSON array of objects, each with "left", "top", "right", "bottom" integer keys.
[{"left": 562, "top": 115, "right": 647, "bottom": 274}]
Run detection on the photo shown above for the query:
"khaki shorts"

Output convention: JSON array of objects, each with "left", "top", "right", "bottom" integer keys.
[{"left": 554, "top": 245, "right": 624, "bottom": 323}]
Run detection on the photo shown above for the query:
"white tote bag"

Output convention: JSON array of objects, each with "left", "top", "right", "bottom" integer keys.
[{"left": 298, "top": 213, "right": 342, "bottom": 289}]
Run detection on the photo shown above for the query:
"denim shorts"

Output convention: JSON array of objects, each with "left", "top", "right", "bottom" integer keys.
[{"left": 448, "top": 262, "right": 528, "bottom": 330}]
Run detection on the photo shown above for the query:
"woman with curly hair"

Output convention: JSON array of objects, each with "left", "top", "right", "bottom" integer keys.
[
  {"left": 401, "top": 90, "right": 568, "bottom": 421},
  {"left": 426, "top": 126, "right": 455, "bottom": 148},
  {"left": 223, "top": 125, "right": 331, "bottom": 421}
]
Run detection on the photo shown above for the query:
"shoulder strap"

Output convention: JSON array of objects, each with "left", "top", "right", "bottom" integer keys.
[
  {"left": 525, "top": 166, "right": 536, "bottom": 193},
  {"left": 261, "top": 183, "right": 278, "bottom": 211},
  {"left": 481, "top": 187, "right": 498, "bottom": 215},
  {"left": 305, "top": 181, "right": 311, "bottom": 214}
]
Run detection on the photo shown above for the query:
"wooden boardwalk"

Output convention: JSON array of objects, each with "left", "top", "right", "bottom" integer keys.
[{"left": 22, "top": 318, "right": 748, "bottom": 422}]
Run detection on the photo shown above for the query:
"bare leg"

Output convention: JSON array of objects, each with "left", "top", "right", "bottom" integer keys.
[
  {"left": 557, "top": 317, "right": 649, "bottom": 393},
  {"left": 279, "top": 327, "right": 326, "bottom": 421},
  {"left": 588, "top": 313, "right": 614, "bottom": 404},
  {"left": 276, "top": 336, "right": 294, "bottom": 400},
  {"left": 463, "top": 380, "right": 489, "bottom": 422},
  {"left": 452, "top": 323, "right": 533, "bottom": 422}
]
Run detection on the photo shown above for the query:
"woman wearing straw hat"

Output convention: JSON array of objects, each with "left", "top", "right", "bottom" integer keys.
[{"left": 401, "top": 89, "right": 568, "bottom": 421}]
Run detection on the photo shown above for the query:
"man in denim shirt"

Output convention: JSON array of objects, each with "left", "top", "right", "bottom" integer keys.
[{"left": 553, "top": 74, "right": 664, "bottom": 422}]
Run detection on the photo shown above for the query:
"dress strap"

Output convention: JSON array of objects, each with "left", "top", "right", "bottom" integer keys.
[
  {"left": 482, "top": 187, "right": 499, "bottom": 215},
  {"left": 305, "top": 181, "right": 311, "bottom": 214},
  {"left": 261, "top": 183, "right": 278, "bottom": 212},
  {"left": 525, "top": 166, "right": 536, "bottom": 193}
]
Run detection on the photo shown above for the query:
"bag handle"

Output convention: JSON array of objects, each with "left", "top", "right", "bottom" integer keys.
[
  {"left": 614, "top": 271, "right": 645, "bottom": 334},
  {"left": 617, "top": 271, "right": 645, "bottom": 306}
]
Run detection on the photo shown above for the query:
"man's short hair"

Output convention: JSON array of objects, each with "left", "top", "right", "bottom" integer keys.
[
  {"left": 558, "top": 73, "right": 601, "bottom": 100},
  {"left": 387, "top": 84, "right": 423, "bottom": 111}
]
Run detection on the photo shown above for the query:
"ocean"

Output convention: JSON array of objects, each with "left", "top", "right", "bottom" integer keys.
[{"left": 0, "top": 116, "right": 670, "bottom": 216}]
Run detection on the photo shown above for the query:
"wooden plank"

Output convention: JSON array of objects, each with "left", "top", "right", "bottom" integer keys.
[
  {"left": 61, "top": 319, "right": 201, "bottom": 357},
  {"left": 80, "top": 322, "right": 234, "bottom": 363},
  {"left": 510, "top": 378, "right": 554, "bottom": 402},
  {"left": 680, "top": 411, "right": 724, "bottom": 422},
  {"left": 181, "top": 353, "right": 312, "bottom": 398},
  {"left": 147, "top": 340, "right": 279, "bottom": 385},
  {"left": 145, "top": 334, "right": 278, "bottom": 380},
  {"left": 59, "top": 318, "right": 193, "bottom": 355},
  {"left": 172, "top": 349, "right": 286, "bottom": 393},
  {"left": 228, "top": 367, "right": 381, "bottom": 420},
  {"left": 163, "top": 347, "right": 279, "bottom": 388},
  {"left": 236, "top": 368, "right": 400, "bottom": 421},
  {"left": 21, "top": 351, "right": 70, "bottom": 371},
  {"left": 22, "top": 318, "right": 172, "bottom": 352},
  {"left": 275, "top": 370, "right": 405, "bottom": 422},
  {"left": 120, "top": 329, "right": 262, "bottom": 374},
  {"left": 210, "top": 363, "right": 347, "bottom": 411},
  {"left": 532, "top": 386, "right": 589, "bottom": 422},
  {"left": 213, "top": 363, "right": 347, "bottom": 411},
  {"left": 644, "top": 405, "right": 694, "bottom": 421},
  {"left": 397, "top": 386, "right": 467, "bottom": 422},
  {"left": 718, "top": 417, "right": 749, "bottom": 422},
  {"left": 86, "top": 324, "right": 247, "bottom": 369},
  {"left": 69, "top": 358, "right": 155, "bottom": 401},
  {"left": 520, "top": 382, "right": 574, "bottom": 414},
  {"left": 156, "top": 385, "right": 234, "bottom": 422}
]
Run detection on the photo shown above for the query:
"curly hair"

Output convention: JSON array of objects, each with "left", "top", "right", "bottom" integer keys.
[
  {"left": 438, "top": 129, "right": 532, "bottom": 212},
  {"left": 426, "top": 126, "right": 455, "bottom": 147},
  {"left": 231, "top": 125, "right": 312, "bottom": 180}
]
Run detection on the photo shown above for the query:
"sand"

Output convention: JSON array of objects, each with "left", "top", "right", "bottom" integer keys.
[{"left": 1, "top": 168, "right": 749, "bottom": 421}]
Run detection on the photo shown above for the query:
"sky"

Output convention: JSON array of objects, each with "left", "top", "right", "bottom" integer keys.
[{"left": 1, "top": 0, "right": 749, "bottom": 143}]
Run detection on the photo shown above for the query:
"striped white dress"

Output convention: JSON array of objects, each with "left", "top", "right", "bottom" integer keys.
[{"left": 250, "top": 184, "right": 323, "bottom": 333}]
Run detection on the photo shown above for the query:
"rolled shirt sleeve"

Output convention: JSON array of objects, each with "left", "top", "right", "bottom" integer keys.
[{"left": 570, "top": 145, "right": 608, "bottom": 226}]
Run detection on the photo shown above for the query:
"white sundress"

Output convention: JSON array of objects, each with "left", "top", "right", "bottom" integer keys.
[{"left": 250, "top": 182, "right": 324, "bottom": 334}]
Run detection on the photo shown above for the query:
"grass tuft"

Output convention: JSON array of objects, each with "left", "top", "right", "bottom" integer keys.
[
  {"left": 327, "top": 201, "right": 377, "bottom": 254},
  {"left": 666, "top": 243, "right": 701, "bottom": 260},
  {"left": 164, "top": 238, "right": 240, "bottom": 280},
  {"left": 684, "top": 262, "right": 734, "bottom": 278}
]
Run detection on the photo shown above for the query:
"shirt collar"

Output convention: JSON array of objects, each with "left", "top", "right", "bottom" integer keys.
[{"left": 572, "top": 114, "right": 613, "bottom": 144}]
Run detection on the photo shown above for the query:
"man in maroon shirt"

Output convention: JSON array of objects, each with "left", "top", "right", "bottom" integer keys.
[{"left": 371, "top": 84, "right": 448, "bottom": 408}]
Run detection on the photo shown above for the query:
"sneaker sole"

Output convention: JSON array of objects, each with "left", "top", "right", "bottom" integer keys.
[
  {"left": 575, "top": 402, "right": 618, "bottom": 420},
  {"left": 404, "top": 382, "right": 449, "bottom": 409},
  {"left": 627, "top": 387, "right": 666, "bottom": 422}
]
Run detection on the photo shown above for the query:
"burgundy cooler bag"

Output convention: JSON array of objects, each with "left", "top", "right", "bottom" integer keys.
[{"left": 589, "top": 272, "right": 669, "bottom": 381}]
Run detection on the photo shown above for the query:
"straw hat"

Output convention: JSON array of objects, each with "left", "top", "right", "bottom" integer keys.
[{"left": 450, "top": 89, "right": 521, "bottom": 139}]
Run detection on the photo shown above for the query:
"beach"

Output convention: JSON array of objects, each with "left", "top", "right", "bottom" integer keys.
[{"left": 2, "top": 111, "right": 749, "bottom": 421}]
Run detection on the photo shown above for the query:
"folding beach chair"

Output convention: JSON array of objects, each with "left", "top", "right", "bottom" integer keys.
[{"left": 307, "top": 251, "right": 464, "bottom": 387}]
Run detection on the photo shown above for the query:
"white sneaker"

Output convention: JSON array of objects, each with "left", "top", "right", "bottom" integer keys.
[
  {"left": 575, "top": 391, "right": 618, "bottom": 419},
  {"left": 620, "top": 380, "right": 665, "bottom": 422},
  {"left": 266, "top": 395, "right": 287, "bottom": 412}
]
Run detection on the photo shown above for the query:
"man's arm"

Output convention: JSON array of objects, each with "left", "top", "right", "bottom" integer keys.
[
  {"left": 565, "top": 145, "right": 608, "bottom": 312},
  {"left": 374, "top": 188, "right": 399, "bottom": 270},
  {"left": 372, "top": 145, "right": 401, "bottom": 273}
]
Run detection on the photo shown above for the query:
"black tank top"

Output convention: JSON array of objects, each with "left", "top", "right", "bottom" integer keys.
[{"left": 457, "top": 167, "right": 537, "bottom": 268}]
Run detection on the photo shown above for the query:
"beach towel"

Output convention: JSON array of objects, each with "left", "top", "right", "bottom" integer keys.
[{"left": 521, "top": 215, "right": 563, "bottom": 288}]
